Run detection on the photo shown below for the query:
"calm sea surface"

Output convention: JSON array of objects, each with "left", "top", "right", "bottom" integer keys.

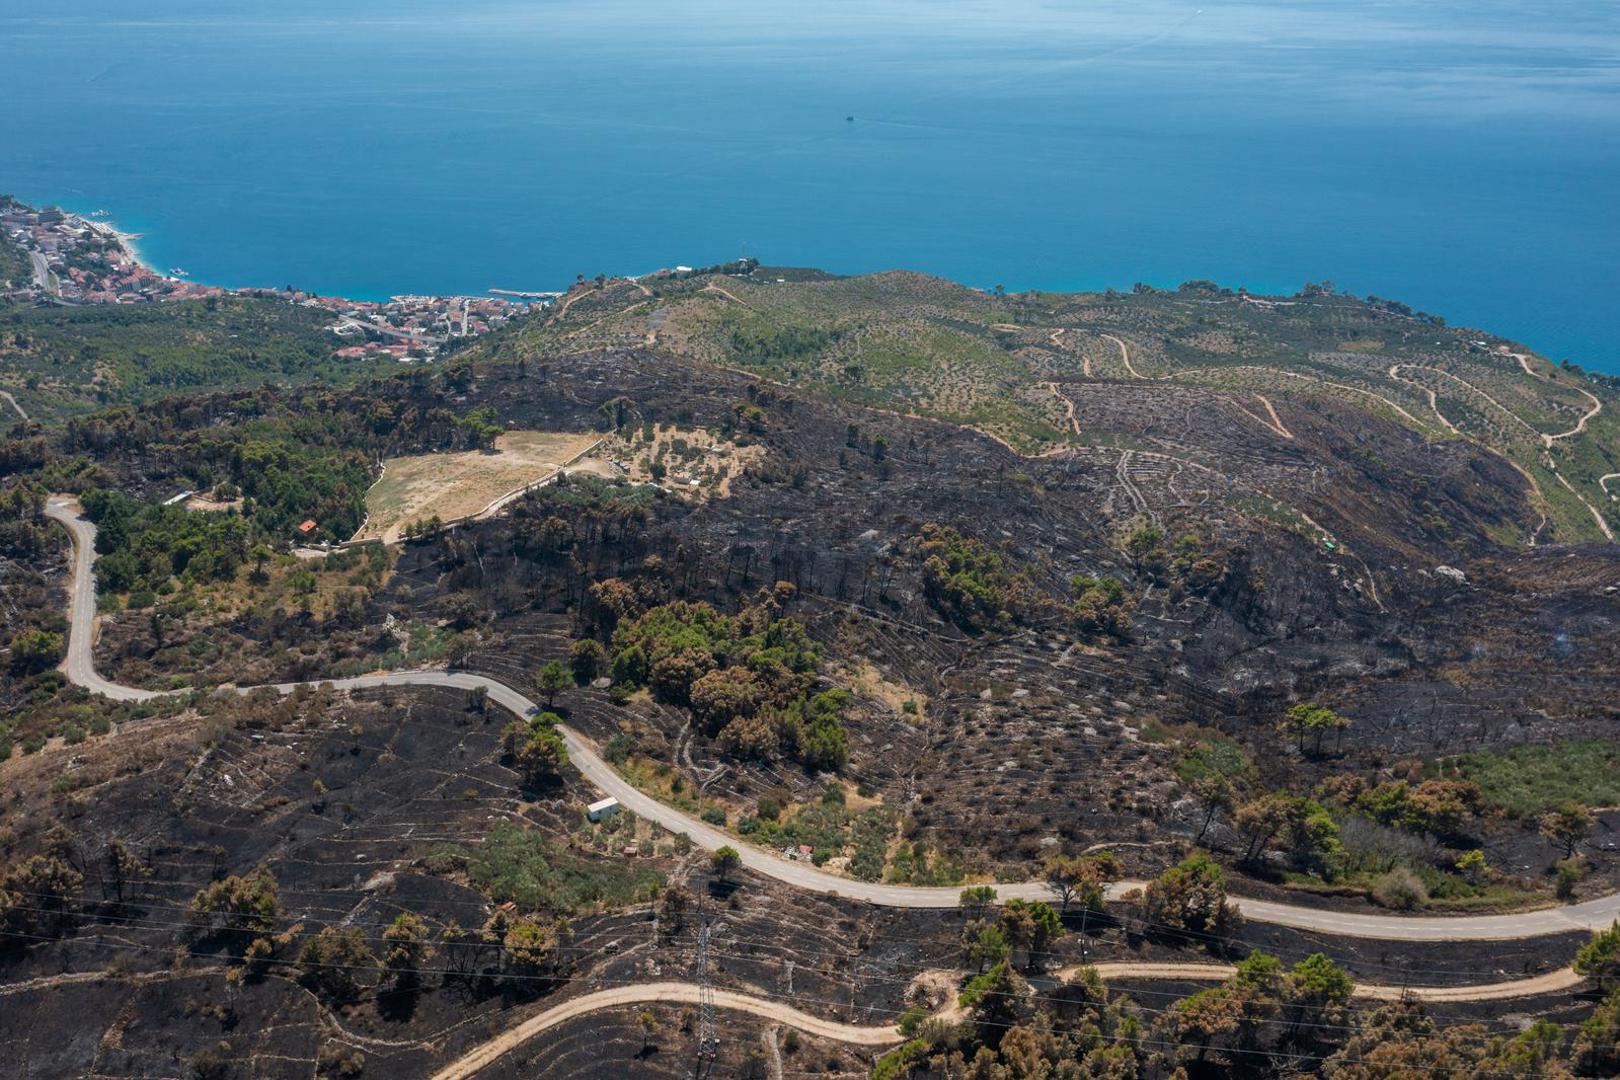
[{"left": 1, "top": 1, "right": 1616, "bottom": 368}]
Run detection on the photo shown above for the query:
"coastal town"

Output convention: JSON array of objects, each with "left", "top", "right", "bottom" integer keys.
[{"left": 0, "top": 197, "right": 540, "bottom": 359}]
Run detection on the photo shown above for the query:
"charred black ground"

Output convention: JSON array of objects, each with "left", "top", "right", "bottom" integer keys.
[{"left": 2, "top": 272, "right": 1618, "bottom": 1078}]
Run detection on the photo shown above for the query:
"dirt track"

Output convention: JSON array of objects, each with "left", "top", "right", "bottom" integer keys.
[
  {"left": 428, "top": 961, "right": 1585, "bottom": 1078},
  {"left": 1511, "top": 349, "right": 1602, "bottom": 445},
  {"left": 1080, "top": 962, "right": 1581, "bottom": 1003},
  {"left": 427, "top": 982, "right": 902, "bottom": 1080}
]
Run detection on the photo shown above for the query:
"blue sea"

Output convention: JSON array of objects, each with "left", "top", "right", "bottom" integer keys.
[{"left": 1, "top": 1, "right": 1616, "bottom": 369}]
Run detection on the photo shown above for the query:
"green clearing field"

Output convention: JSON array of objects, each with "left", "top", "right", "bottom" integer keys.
[
  {"left": 0, "top": 295, "right": 389, "bottom": 421},
  {"left": 1440, "top": 739, "right": 1620, "bottom": 815}
]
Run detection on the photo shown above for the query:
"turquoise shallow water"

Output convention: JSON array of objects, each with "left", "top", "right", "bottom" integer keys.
[{"left": 1, "top": 1, "right": 1616, "bottom": 368}]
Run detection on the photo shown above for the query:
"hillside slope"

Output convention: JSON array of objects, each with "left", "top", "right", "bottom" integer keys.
[{"left": 486, "top": 269, "right": 1620, "bottom": 545}]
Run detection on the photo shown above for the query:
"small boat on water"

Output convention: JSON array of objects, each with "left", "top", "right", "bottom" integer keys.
[{"left": 170, "top": 267, "right": 188, "bottom": 277}]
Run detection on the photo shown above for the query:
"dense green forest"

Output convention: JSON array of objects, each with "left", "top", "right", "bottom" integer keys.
[
  {"left": 0, "top": 297, "right": 393, "bottom": 421},
  {"left": 595, "top": 589, "right": 850, "bottom": 770},
  {"left": 81, "top": 488, "right": 253, "bottom": 601},
  {"left": 5, "top": 373, "right": 504, "bottom": 546}
]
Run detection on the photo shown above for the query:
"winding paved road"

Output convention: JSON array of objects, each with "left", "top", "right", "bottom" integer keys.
[
  {"left": 29, "top": 251, "right": 58, "bottom": 297},
  {"left": 42, "top": 498, "right": 1620, "bottom": 939}
]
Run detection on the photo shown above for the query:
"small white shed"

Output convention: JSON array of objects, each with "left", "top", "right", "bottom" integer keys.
[{"left": 586, "top": 797, "right": 621, "bottom": 823}]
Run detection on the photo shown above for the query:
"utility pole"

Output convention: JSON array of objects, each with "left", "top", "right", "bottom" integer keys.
[{"left": 693, "top": 892, "right": 718, "bottom": 1079}]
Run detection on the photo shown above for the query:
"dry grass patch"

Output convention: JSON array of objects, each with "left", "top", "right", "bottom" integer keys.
[
  {"left": 183, "top": 494, "right": 243, "bottom": 513},
  {"left": 836, "top": 660, "right": 928, "bottom": 724},
  {"left": 356, "top": 430, "right": 599, "bottom": 542}
]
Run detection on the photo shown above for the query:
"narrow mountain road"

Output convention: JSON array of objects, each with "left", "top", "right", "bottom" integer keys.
[
  {"left": 1391, "top": 363, "right": 1543, "bottom": 441},
  {"left": 51, "top": 499, "right": 160, "bottom": 702},
  {"left": 702, "top": 283, "right": 751, "bottom": 307},
  {"left": 40, "top": 498, "right": 1620, "bottom": 938},
  {"left": 0, "top": 390, "right": 28, "bottom": 421},
  {"left": 1378, "top": 356, "right": 1609, "bottom": 543},
  {"left": 0, "top": 966, "right": 228, "bottom": 999},
  {"left": 1254, "top": 395, "right": 1292, "bottom": 439},
  {"left": 1078, "top": 962, "right": 1581, "bottom": 1003},
  {"left": 429, "top": 960, "right": 1583, "bottom": 1078},
  {"left": 1510, "top": 350, "right": 1603, "bottom": 445},
  {"left": 29, "top": 251, "right": 58, "bottom": 296},
  {"left": 0, "top": 960, "right": 1573, "bottom": 1080},
  {"left": 1556, "top": 472, "right": 1616, "bottom": 542},
  {"left": 1227, "top": 396, "right": 1292, "bottom": 440},
  {"left": 1102, "top": 333, "right": 1146, "bottom": 379},
  {"left": 1113, "top": 449, "right": 1155, "bottom": 527},
  {"left": 1182, "top": 365, "right": 1436, "bottom": 432},
  {"left": 1040, "top": 381, "right": 1082, "bottom": 437},
  {"left": 1104, "top": 346, "right": 1438, "bottom": 440},
  {"left": 547, "top": 285, "right": 592, "bottom": 323},
  {"left": 1544, "top": 389, "right": 1601, "bottom": 445},
  {"left": 1045, "top": 328, "right": 1091, "bottom": 376},
  {"left": 426, "top": 982, "right": 902, "bottom": 1080},
  {"left": 1387, "top": 363, "right": 1462, "bottom": 435}
]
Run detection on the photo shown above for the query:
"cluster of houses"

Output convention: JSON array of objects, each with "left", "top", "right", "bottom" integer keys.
[
  {"left": 2, "top": 202, "right": 225, "bottom": 304},
  {"left": 1, "top": 198, "right": 535, "bottom": 360},
  {"left": 319, "top": 292, "right": 528, "bottom": 359}
]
